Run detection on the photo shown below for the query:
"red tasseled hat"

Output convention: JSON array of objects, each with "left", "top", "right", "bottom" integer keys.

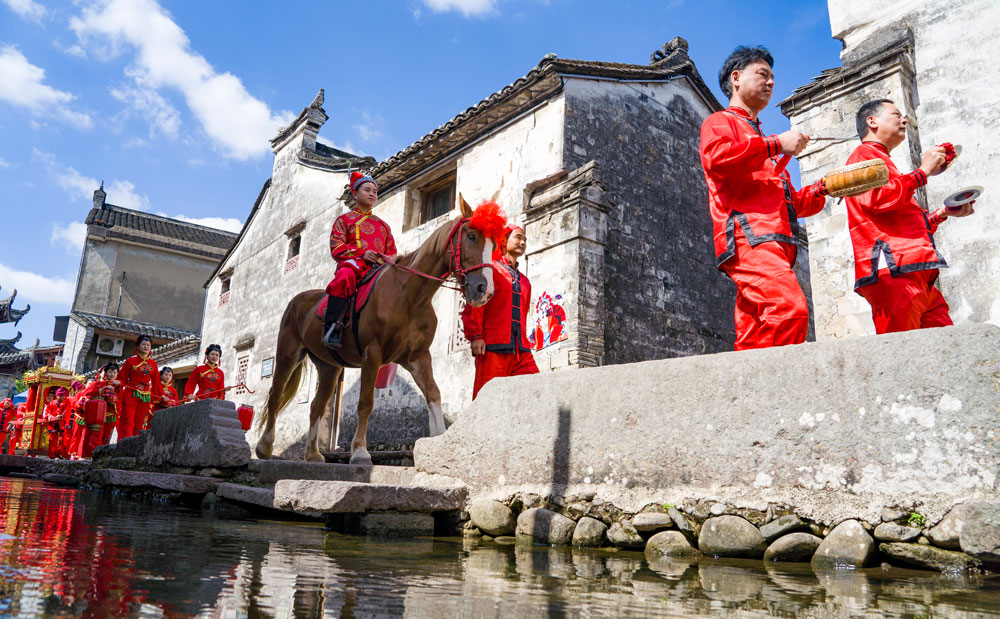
[
  {"left": 349, "top": 170, "right": 376, "bottom": 195},
  {"left": 493, "top": 224, "right": 524, "bottom": 260},
  {"left": 468, "top": 199, "right": 508, "bottom": 245}
]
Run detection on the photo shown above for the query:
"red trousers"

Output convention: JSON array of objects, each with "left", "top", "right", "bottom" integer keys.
[
  {"left": 326, "top": 259, "right": 368, "bottom": 298},
  {"left": 47, "top": 429, "right": 63, "bottom": 459},
  {"left": 7, "top": 429, "right": 21, "bottom": 454},
  {"left": 858, "top": 269, "right": 952, "bottom": 334},
  {"left": 118, "top": 392, "right": 152, "bottom": 440},
  {"left": 721, "top": 238, "right": 809, "bottom": 351},
  {"left": 473, "top": 349, "right": 540, "bottom": 399}
]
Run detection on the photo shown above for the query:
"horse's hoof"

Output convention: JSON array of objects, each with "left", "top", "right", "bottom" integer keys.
[
  {"left": 304, "top": 451, "right": 325, "bottom": 463},
  {"left": 349, "top": 450, "right": 373, "bottom": 467},
  {"left": 254, "top": 444, "right": 273, "bottom": 460}
]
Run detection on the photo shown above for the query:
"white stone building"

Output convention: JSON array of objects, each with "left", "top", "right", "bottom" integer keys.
[
  {"left": 202, "top": 39, "right": 737, "bottom": 458},
  {"left": 780, "top": 0, "right": 1000, "bottom": 340}
]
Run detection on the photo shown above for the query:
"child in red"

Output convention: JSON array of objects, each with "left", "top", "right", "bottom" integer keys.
[
  {"left": 185, "top": 345, "right": 226, "bottom": 401},
  {"left": 323, "top": 170, "right": 396, "bottom": 351},
  {"left": 7, "top": 403, "right": 25, "bottom": 455},
  {"left": 118, "top": 335, "right": 161, "bottom": 439},
  {"left": 72, "top": 364, "right": 122, "bottom": 458},
  {"left": 0, "top": 398, "right": 12, "bottom": 453},
  {"left": 147, "top": 367, "right": 179, "bottom": 429}
]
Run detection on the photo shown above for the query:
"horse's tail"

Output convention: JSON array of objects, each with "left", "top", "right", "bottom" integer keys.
[{"left": 256, "top": 355, "right": 305, "bottom": 432}]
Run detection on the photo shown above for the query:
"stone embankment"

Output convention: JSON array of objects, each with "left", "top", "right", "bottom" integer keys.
[{"left": 462, "top": 492, "right": 998, "bottom": 573}]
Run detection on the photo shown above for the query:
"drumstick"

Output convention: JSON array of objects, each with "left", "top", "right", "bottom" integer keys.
[{"left": 811, "top": 136, "right": 855, "bottom": 142}]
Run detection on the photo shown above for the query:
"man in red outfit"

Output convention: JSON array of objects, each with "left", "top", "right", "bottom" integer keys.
[
  {"left": 117, "top": 335, "right": 161, "bottom": 440},
  {"left": 845, "top": 99, "right": 975, "bottom": 333},
  {"left": 323, "top": 170, "right": 396, "bottom": 351},
  {"left": 185, "top": 345, "right": 226, "bottom": 401},
  {"left": 700, "top": 46, "right": 829, "bottom": 350},
  {"left": 461, "top": 225, "right": 539, "bottom": 399}
]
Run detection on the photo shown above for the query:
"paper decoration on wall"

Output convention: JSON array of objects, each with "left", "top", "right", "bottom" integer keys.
[{"left": 528, "top": 291, "right": 567, "bottom": 351}]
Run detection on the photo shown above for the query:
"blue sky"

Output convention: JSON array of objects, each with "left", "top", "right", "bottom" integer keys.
[{"left": 0, "top": 0, "right": 842, "bottom": 350}]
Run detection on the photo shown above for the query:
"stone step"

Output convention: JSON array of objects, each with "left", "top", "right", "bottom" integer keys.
[
  {"left": 323, "top": 450, "right": 413, "bottom": 465},
  {"left": 0, "top": 455, "right": 29, "bottom": 471},
  {"left": 90, "top": 469, "right": 221, "bottom": 494},
  {"left": 216, "top": 482, "right": 276, "bottom": 509},
  {"left": 272, "top": 479, "right": 466, "bottom": 514},
  {"left": 249, "top": 460, "right": 416, "bottom": 486}
]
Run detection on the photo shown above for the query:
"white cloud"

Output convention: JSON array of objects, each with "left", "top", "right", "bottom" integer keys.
[
  {"left": 51, "top": 221, "right": 88, "bottom": 253},
  {"left": 354, "top": 111, "right": 384, "bottom": 143},
  {"left": 0, "top": 45, "right": 93, "bottom": 128},
  {"left": 0, "top": 156, "right": 10, "bottom": 168},
  {"left": 0, "top": 263, "right": 74, "bottom": 305},
  {"left": 70, "top": 0, "right": 294, "bottom": 160},
  {"left": 110, "top": 71, "right": 181, "bottom": 138},
  {"left": 171, "top": 215, "right": 243, "bottom": 233},
  {"left": 33, "top": 149, "right": 152, "bottom": 211},
  {"left": 423, "top": 0, "right": 497, "bottom": 16},
  {"left": 2, "top": 0, "right": 46, "bottom": 23}
]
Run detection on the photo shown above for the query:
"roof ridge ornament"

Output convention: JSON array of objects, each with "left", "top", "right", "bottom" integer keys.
[
  {"left": 650, "top": 36, "right": 689, "bottom": 65},
  {"left": 310, "top": 88, "right": 324, "bottom": 109}
]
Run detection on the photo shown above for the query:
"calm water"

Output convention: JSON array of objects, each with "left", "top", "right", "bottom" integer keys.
[{"left": 1, "top": 477, "right": 999, "bottom": 618}]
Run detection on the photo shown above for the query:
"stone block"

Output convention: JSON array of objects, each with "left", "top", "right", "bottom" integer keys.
[
  {"left": 698, "top": 516, "right": 766, "bottom": 559},
  {"left": 415, "top": 325, "right": 1000, "bottom": 523},
  {"left": 40, "top": 473, "right": 80, "bottom": 486},
  {"left": 141, "top": 399, "right": 251, "bottom": 469},
  {"left": 90, "top": 469, "right": 221, "bottom": 494},
  {"left": 880, "top": 542, "right": 981, "bottom": 573},
  {"left": 645, "top": 531, "right": 701, "bottom": 560},
  {"left": 335, "top": 512, "right": 435, "bottom": 537},
  {"left": 607, "top": 521, "right": 645, "bottom": 549},
  {"left": 632, "top": 512, "right": 674, "bottom": 532},
  {"left": 468, "top": 499, "right": 515, "bottom": 537},
  {"left": 0, "top": 455, "right": 29, "bottom": 470},
  {"left": 959, "top": 500, "right": 1000, "bottom": 562},
  {"left": 812, "top": 520, "right": 874, "bottom": 568},
  {"left": 572, "top": 517, "right": 607, "bottom": 547},
  {"left": 272, "top": 479, "right": 466, "bottom": 513},
  {"left": 928, "top": 504, "right": 965, "bottom": 550},
  {"left": 873, "top": 522, "right": 921, "bottom": 542},
  {"left": 763, "top": 533, "right": 822, "bottom": 562},
  {"left": 516, "top": 508, "right": 575, "bottom": 545},
  {"left": 249, "top": 460, "right": 416, "bottom": 486},
  {"left": 113, "top": 433, "right": 149, "bottom": 458},
  {"left": 216, "top": 483, "right": 275, "bottom": 509},
  {"left": 759, "top": 514, "right": 806, "bottom": 542}
]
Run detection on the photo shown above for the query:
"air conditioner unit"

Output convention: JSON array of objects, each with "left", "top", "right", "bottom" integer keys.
[{"left": 95, "top": 335, "right": 125, "bottom": 357}]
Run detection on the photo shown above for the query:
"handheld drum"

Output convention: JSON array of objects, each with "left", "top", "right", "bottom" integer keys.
[
  {"left": 821, "top": 159, "right": 890, "bottom": 198},
  {"left": 84, "top": 399, "right": 107, "bottom": 425}
]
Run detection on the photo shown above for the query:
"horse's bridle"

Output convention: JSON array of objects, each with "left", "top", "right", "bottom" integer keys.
[{"left": 379, "top": 217, "right": 493, "bottom": 297}]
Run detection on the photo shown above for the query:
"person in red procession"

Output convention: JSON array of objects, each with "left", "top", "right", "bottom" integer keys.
[
  {"left": 7, "top": 403, "right": 26, "bottom": 454},
  {"left": 844, "top": 99, "right": 975, "bottom": 333},
  {"left": 150, "top": 367, "right": 179, "bottom": 426},
  {"left": 44, "top": 387, "right": 70, "bottom": 459},
  {"left": 700, "top": 46, "right": 829, "bottom": 350},
  {"left": 60, "top": 380, "right": 85, "bottom": 457},
  {"left": 0, "top": 398, "right": 12, "bottom": 453},
  {"left": 185, "top": 345, "right": 226, "bottom": 401},
  {"left": 117, "top": 335, "right": 161, "bottom": 440},
  {"left": 461, "top": 224, "right": 539, "bottom": 399},
  {"left": 323, "top": 170, "right": 397, "bottom": 351}
]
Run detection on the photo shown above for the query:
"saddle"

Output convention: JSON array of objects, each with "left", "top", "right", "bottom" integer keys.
[{"left": 317, "top": 264, "right": 389, "bottom": 366}]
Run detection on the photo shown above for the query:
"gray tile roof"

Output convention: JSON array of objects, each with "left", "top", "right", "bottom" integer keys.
[
  {"left": 70, "top": 311, "right": 197, "bottom": 342},
  {"left": 85, "top": 204, "right": 238, "bottom": 259}
]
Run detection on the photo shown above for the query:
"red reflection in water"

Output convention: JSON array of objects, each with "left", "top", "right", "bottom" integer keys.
[{"left": 0, "top": 480, "right": 150, "bottom": 618}]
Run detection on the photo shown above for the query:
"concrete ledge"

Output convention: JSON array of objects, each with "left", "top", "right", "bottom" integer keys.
[
  {"left": 90, "top": 469, "right": 222, "bottom": 494},
  {"left": 415, "top": 324, "right": 1000, "bottom": 524},
  {"left": 216, "top": 482, "right": 276, "bottom": 508},
  {"left": 249, "top": 460, "right": 416, "bottom": 486},
  {"left": 272, "top": 479, "right": 467, "bottom": 513}
]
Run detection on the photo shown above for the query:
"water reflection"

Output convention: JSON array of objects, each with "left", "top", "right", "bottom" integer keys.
[{"left": 1, "top": 477, "right": 999, "bottom": 617}]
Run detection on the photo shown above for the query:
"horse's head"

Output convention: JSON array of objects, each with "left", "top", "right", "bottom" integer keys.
[{"left": 456, "top": 192, "right": 506, "bottom": 307}]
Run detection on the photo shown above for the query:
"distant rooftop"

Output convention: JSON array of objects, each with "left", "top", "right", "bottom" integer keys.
[{"left": 70, "top": 310, "right": 198, "bottom": 342}]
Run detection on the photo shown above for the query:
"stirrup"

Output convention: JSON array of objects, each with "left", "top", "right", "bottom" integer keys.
[{"left": 323, "top": 322, "right": 343, "bottom": 351}]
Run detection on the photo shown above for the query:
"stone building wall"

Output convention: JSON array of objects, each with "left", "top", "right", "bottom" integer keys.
[
  {"left": 782, "top": 0, "right": 1000, "bottom": 339},
  {"left": 561, "top": 77, "right": 734, "bottom": 361}
]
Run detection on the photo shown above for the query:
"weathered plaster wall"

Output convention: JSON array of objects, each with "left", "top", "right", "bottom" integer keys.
[{"left": 561, "top": 77, "right": 735, "bottom": 362}]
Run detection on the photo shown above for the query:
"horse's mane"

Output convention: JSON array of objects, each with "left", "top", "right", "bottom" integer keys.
[{"left": 394, "top": 216, "right": 460, "bottom": 269}]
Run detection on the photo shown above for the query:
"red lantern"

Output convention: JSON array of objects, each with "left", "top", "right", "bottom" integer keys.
[{"left": 236, "top": 405, "right": 254, "bottom": 431}]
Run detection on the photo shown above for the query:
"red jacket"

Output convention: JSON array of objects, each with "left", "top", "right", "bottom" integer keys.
[
  {"left": 154, "top": 385, "right": 180, "bottom": 411},
  {"left": 845, "top": 142, "right": 946, "bottom": 289},
  {"left": 461, "top": 257, "right": 533, "bottom": 353},
  {"left": 700, "top": 107, "right": 827, "bottom": 266},
  {"left": 119, "top": 355, "right": 162, "bottom": 401},
  {"left": 330, "top": 208, "right": 396, "bottom": 264},
  {"left": 185, "top": 364, "right": 225, "bottom": 400}
]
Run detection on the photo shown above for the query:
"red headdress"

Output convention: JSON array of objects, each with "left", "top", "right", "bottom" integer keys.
[
  {"left": 467, "top": 199, "right": 508, "bottom": 247},
  {"left": 349, "top": 170, "right": 376, "bottom": 195}
]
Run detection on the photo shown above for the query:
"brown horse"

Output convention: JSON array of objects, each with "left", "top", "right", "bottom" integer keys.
[{"left": 254, "top": 195, "right": 501, "bottom": 465}]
